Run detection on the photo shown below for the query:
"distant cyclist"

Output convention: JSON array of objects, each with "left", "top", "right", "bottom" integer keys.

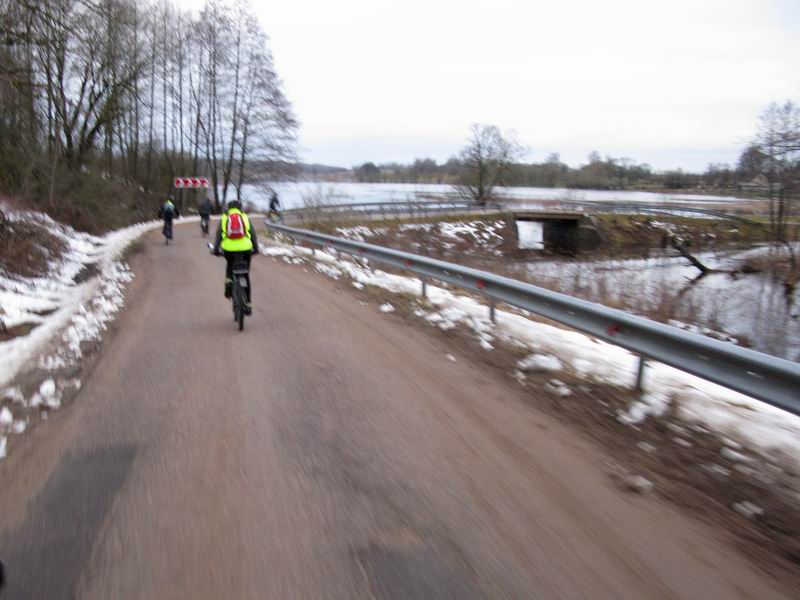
[
  {"left": 212, "top": 200, "right": 259, "bottom": 314},
  {"left": 198, "top": 196, "right": 213, "bottom": 236},
  {"left": 268, "top": 190, "right": 282, "bottom": 221},
  {"left": 158, "top": 197, "right": 180, "bottom": 241}
]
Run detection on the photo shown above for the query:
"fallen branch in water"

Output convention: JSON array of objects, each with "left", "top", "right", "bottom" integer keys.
[
  {"left": 646, "top": 222, "right": 718, "bottom": 276},
  {"left": 668, "top": 235, "right": 714, "bottom": 276}
]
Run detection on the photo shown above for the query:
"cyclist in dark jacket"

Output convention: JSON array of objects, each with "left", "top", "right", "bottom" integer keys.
[
  {"left": 158, "top": 198, "right": 180, "bottom": 239},
  {"left": 269, "top": 191, "right": 280, "bottom": 213},
  {"left": 198, "top": 197, "right": 213, "bottom": 235}
]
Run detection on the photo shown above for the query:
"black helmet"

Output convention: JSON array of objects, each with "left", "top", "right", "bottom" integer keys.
[{"left": 228, "top": 200, "right": 243, "bottom": 210}]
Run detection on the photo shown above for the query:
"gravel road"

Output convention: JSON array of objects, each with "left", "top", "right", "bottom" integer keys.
[{"left": 0, "top": 223, "right": 791, "bottom": 599}]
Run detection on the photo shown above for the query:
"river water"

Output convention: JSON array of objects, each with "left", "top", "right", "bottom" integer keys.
[
  {"left": 241, "top": 182, "right": 751, "bottom": 211},
  {"left": 500, "top": 247, "right": 799, "bottom": 362}
]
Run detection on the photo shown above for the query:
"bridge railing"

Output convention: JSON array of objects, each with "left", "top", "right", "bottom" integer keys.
[{"left": 266, "top": 221, "right": 800, "bottom": 416}]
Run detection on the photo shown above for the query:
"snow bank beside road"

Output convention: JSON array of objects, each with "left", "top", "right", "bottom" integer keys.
[
  {"left": 0, "top": 205, "right": 159, "bottom": 389},
  {"left": 1, "top": 204, "right": 158, "bottom": 461},
  {"left": 263, "top": 240, "right": 800, "bottom": 460}
]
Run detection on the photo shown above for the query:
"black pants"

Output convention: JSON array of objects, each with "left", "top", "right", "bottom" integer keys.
[
  {"left": 162, "top": 218, "right": 173, "bottom": 238},
  {"left": 225, "top": 251, "right": 252, "bottom": 302}
]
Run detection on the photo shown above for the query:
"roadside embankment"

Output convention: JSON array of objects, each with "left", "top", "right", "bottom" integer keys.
[{"left": 0, "top": 201, "right": 159, "bottom": 460}]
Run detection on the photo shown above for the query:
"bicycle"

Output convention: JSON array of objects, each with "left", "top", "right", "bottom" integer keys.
[
  {"left": 267, "top": 208, "right": 284, "bottom": 223},
  {"left": 163, "top": 220, "right": 173, "bottom": 245},
  {"left": 209, "top": 245, "right": 250, "bottom": 331},
  {"left": 229, "top": 256, "right": 250, "bottom": 331},
  {"left": 200, "top": 214, "right": 210, "bottom": 236}
]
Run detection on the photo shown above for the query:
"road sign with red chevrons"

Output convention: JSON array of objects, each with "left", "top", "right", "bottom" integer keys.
[{"left": 173, "top": 177, "right": 210, "bottom": 188}]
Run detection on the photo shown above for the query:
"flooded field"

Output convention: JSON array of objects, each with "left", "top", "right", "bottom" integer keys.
[
  {"left": 242, "top": 181, "right": 754, "bottom": 211},
  {"left": 505, "top": 247, "right": 799, "bottom": 362},
  {"left": 285, "top": 211, "right": 794, "bottom": 362}
]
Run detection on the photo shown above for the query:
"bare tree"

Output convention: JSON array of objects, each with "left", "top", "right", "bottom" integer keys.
[
  {"left": 756, "top": 101, "right": 800, "bottom": 243},
  {"left": 0, "top": 0, "right": 297, "bottom": 226},
  {"left": 455, "top": 124, "right": 525, "bottom": 206}
]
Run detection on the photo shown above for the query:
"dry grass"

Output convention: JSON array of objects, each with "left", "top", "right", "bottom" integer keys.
[{"left": 593, "top": 214, "right": 770, "bottom": 257}]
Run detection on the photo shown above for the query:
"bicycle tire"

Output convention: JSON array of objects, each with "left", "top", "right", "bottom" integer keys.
[{"left": 236, "top": 285, "right": 245, "bottom": 331}]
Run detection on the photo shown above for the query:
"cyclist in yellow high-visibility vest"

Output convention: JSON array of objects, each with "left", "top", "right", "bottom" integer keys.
[{"left": 212, "top": 200, "right": 259, "bottom": 314}]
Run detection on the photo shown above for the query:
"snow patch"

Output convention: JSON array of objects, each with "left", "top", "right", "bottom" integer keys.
[
  {"left": 721, "top": 447, "right": 752, "bottom": 463},
  {"left": 2, "top": 387, "right": 25, "bottom": 406},
  {"left": 546, "top": 379, "right": 573, "bottom": 397},
  {"left": 379, "top": 303, "right": 395, "bottom": 313},
  {"left": 0, "top": 204, "right": 159, "bottom": 389},
  {"left": 314, "top": 262, "right": 341, "bottom": 280},
  {"left": 622, "top": 474, "right": 654, "bottom": 494},
  {"left": 517, "top": 353, "right": 563, "bottom": 372},
  {"left": 733, "top": 501, "right": 764, "bottom": 519},
  {"left": 702, "top": 464, "right": 731, "bottom": 478}
]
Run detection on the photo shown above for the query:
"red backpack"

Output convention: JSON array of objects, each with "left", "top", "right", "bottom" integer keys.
[{"left": 226, "top": 212, "right": 246, "bottom": 239}]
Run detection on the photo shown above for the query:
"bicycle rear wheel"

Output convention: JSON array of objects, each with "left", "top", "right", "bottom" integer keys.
[
  {"left": 237, "top": 286, "right": 245, "bottom": 331},
  {"left": 232, "top": 283, "right": 244, "bottom": 330}
]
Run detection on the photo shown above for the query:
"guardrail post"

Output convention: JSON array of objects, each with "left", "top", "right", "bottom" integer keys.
[
  {"left": 421, "top": 277, "right": 428, "bottom": 298},
  {"left": 635, "top": 355, "right": 646, "bottom": 392},
  {"left": 489, "top": 300, "right": 496, "bottom": 323}
]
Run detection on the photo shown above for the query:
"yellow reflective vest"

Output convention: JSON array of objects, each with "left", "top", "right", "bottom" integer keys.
[{"left": 220, "top": 209, "right": 254, "bottom": 252}]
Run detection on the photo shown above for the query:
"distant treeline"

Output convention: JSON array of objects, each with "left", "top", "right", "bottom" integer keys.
[{"left": 349, "top": 149, "right": 766, "bottom": 192}]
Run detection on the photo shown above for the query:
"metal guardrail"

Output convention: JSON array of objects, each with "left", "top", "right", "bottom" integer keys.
[{"left": 266, "top": 222, "right": 800, "bottom": 415}]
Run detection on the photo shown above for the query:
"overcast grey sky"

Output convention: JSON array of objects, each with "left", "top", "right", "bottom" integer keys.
[{"left": 181, "top": 0, "right": 800, "bottom": 171}]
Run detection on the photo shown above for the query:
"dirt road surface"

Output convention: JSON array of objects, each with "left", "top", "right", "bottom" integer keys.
[{"left": 0, "top": 223, "right": 792, "bottom": 599}]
